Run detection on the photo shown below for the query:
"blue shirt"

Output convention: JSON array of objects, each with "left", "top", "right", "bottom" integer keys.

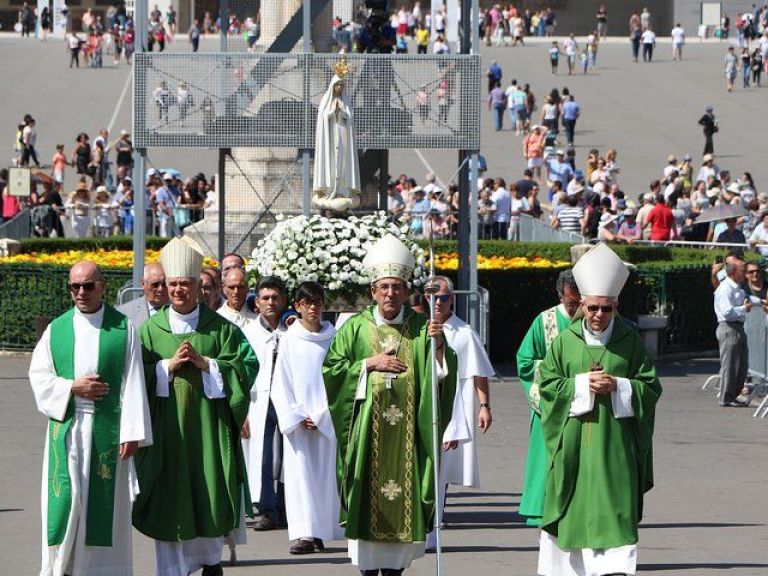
[
  {"left": 547, "top": 159, "right": 574, "bottom": 185},
  {"left": 562, "top": 100, "right": 580, "bottom": 121},
  {"left": 488, "top": 63, "right": 502, "bottom": 81}
]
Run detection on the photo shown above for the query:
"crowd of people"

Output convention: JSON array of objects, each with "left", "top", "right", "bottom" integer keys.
[{"left": 3, "top": 114, "right": 218, "bottom": 239}]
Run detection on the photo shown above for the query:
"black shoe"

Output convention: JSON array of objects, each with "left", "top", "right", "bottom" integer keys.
[
  {"left": 381, "top": 570, "right": 404, "bottom": 576},
  {"left": 289, "top": 538, "right": 318, "bottom": 554},
  {"left": 313, "top": 537, "right": 325, "bottom": 551},
  {"left": 252, "top": 514, "right": 277, "bottom": 530},
  {"left": 202, "top": 564, "right": 223, "bottom": 576}
]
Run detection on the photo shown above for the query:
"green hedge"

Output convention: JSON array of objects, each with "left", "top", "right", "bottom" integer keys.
[
  {"left": 0, "top": 263, "right": 714, "bottom": 359},
  {"left": 19, "top": 236, "right": 169, "bottom": 253}
]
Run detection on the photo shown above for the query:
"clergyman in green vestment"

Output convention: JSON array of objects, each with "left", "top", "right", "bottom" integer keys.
[
  {"left": 132, "top": 238, "right": 258, "bottom": 576},
  {"left": 515, "top": 269, "right": 580, "bottom": 527},
  {"left": 537, "top": 244, "right": 662, "bottom": 576},
  {"left": 323, "top": 234, "right": 464, "bottom": 576}
]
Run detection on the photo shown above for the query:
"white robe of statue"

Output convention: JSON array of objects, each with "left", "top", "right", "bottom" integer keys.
[
  {"left": 29, "top": 307, "right": 152, "bottom": 576},
  {"left": 312, "top": 73, "right": 361, "bottom": 213},
  {"left": 270, "top": 320, "right": 344, "bottom": 542}
]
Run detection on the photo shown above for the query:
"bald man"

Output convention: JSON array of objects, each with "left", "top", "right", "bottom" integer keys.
[
  {"left": 218, "top": 267, "right": 258, "bottom": 328},
  {"left": 30, "top": 261, "right": 152, "bottom": 576},
  {"left": 118, "top": 262, "right": 169, "bottom": 330}
]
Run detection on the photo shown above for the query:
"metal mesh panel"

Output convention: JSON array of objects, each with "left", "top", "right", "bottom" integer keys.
[{"left": 133, "top": 53, "right": 480, "bottom": 150}]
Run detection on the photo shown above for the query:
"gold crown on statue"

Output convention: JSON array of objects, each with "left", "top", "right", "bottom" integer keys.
[{"left": 334, "top": 57, "right": 350, "bottom": 78}]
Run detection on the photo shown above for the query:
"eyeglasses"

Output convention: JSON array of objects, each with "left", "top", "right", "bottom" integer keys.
[
  {"left": 144, "top": 280, "right": 165, "bottom": 289},
  {"left": 68, "top": 281, "right": 99, "bottom": 292},
  {"left": 298, "top": 298, "right": 324, "bottom": 308},
  {"left": 586, "top": 304, "right": 615, "bottom": 314},
  {"left": 432, "top": 293, "right": 451, "bottom": 303}
]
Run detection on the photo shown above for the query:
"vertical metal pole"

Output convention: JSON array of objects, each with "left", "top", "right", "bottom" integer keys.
[
  {"left": 132, "top": 0, "right": 147, "bottom": 286},
  {"left": 468, "top": 0, "right": 480, "bottom": 328},
  {"left": 456, "top": 0, "right": 473, "bottom": 316},
  {"left": 218, "top": 149, "right": 228, "bottom": 261},
  {"left": 219, "top": 0, "right": 228, "bottom": 51},
  {"left": 301, "top": 0, "right": 312, "bottom": 216}
]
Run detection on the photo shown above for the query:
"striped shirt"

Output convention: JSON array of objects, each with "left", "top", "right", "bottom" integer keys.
[{"left": 558, "top": 205, "right": 583, "bottom": 234}]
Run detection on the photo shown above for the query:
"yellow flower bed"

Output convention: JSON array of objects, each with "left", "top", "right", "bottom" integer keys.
[
  {"left": 0, "top": 249, "right": 567, "bottom": 272},
  {"left": 0, "top": 250, "right": 217, "bottom": 269},
  {"left": 432, "top": 252, "right": 570, "bottom": 271}
]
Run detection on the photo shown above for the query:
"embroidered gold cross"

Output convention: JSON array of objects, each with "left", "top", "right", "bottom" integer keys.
[
  {"left": 383, "top": 373, "right": 396, "bottom": 390},
  {"left": 383, "top": 404, "right": 404, "bottom": 426},
  {"left": 380, "top": 479, "right": 403, "bottom": 501}
]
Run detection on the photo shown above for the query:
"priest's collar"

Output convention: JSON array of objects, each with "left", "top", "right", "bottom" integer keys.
[
  {"left": 582, "top": 317, "right": 615, "bottom": 346},
  {"left": 557, "top": 303, "right": 572, "bottom": 319},
  {"left": 169, "top": 304, "right": 200, "bottom": 322},
  {"left": 374, "top": 305, "right": 404, "bottom": 326},
  {"left": 74, "top": 304, "right": 105, "bottom": 325}
]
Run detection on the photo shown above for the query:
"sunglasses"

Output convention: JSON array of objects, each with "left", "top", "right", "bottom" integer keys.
[
  {"left": 433, "top": 294, "right": 451, "bottom": 303},
  {"left": 68, "top": 281, "right": 99, "bottom": 292},
  {"left": 145, "top": 280, "right": 165, "bottom": 289},
  {"left": 586, "top": 304, "right": 614, "bottom": 314}
]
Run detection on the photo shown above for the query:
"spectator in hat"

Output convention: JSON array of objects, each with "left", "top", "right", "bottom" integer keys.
[
  {"left": 597, "top": 212, "right": 618, "bottom": 241},
  {"left": 547, "top": 149, "right": 574, "bottom": 187},
  {"left": 697, "top": 154, "right": 718, "bottom": 183},
  {"left": 617, "top": 208, "right": 641, "bottom": 243},
  {"left": 663, "top": 154, "right": 679, "bottom": 180}
]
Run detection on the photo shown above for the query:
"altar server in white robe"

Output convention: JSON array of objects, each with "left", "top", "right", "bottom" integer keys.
[
  {"left": 433, "top": 276, "right": 495, "bottom": 489},
  {"left": 30, "top": 260, "right": 152, "bottom": 576},
  {"left": 271, "top": 281, "right": 344, "bottom": 554},
  {"left": 427, "top": 276, "right": 494, "bottom": 547}
]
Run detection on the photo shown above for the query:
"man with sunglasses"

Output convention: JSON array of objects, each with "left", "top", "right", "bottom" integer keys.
[
  {"left": 30, "top": 260, "right": 152, "bottom": 576},
  {"left": 323, "top": 234, "right": 465, "bottom": 576},
  {"left": 537, "top": 244, "right": 662, "bottom": 576},
  {"left": 516, "top": 269, "right": 580, "bottom": 528},
  {"left": 118, "top": 262, "right": 169, "bottom": 330},
  {"left": 429, "top": 275, "right": 494, "bottom": 544},
  {"left": 132, "top": 237, "right": 257, "bottom": 576}
]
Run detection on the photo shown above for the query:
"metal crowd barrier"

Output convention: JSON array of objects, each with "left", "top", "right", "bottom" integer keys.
[
  {"left": 518, "top": 213, "right": 584, "bottom": 244},
  {"left": 0, "top": 209, "right": 31, "bottom": 240},
  {"left": 706, "top": 308, "right": 768, "bottom": 418}
]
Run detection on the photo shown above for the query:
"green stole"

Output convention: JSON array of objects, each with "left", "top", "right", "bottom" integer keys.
[{"left": 47, "top": 305, "right": 127, "bottom": 547}]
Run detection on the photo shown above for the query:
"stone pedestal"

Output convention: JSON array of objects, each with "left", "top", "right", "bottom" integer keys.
[
  {"left": 637, "top": 314, "right": 668, "bottom": 359},
  {"left": 0, "top": 239, "right": 21, "bottom": 257}
]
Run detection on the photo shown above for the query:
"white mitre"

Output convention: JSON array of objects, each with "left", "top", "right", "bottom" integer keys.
[
  {"left": 572, "top": 243, "right": 629, "bottom": 298},
  {"left": 160, "top": 236, "right": 204, "bottom": 278},
  {"left": 363, "top": 234, "right": 416, "bottom": 283}
]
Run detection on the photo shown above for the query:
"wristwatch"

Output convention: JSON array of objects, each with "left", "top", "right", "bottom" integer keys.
[{"left": 479, "top": 402, "right": 491, "bottom": 409}]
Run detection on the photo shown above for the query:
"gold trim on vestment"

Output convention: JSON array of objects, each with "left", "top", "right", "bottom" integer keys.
[{"left": 368, "top": 321, "right": 415, "bottom": 541}]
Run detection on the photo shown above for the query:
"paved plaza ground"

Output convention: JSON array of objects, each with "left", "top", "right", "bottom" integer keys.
[
  {"left": 1, "top": 353, "right": 767, "bottom": 575},
  {"left": 2, "top": 34, "right": 768, "bottom": 199}
]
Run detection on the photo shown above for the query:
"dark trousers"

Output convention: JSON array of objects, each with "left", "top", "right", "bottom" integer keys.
[
  {"left": 563, "top": 118, "right": 576, "bottom": 145},
  {"left": 717, "top": 321, "right": 748, "bottom": 405},
  {"left": 191, "top": 37, "right": 200, "bottom": 52},
  {"left": 631, "top": 39, "right": 640, "bottom": 60},
  {"left": 70, "top": 47, "right": 79, "bottom": 67},
  {"left": 21, "top": 145, "right": 40, "bottom": 167},
  {"left": 258, "top": 400, "right": 285, "bottom": 518},
  {"left": 493, "top": 221, "right": 508, "bottom": 239},
  {"left": 703, "top": 133, "right": 714, "bottom": 155},
  {"left": 642, "top": 43, "right": 653, "bottom": 62}
]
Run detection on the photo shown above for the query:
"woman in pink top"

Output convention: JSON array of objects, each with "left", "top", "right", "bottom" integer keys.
[
  {"left": 52, "top": 144, "right": 68, "bottom": 188},
  {"left": 523, "top": 125, "right": 546, "bottom": 181}
]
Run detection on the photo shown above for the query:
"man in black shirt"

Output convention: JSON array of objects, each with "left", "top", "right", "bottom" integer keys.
[
  {"left": 515, "top": 169, "right": 536, "bottom": 198},
  {"left": 698, "top": 106, "right": 717, "bottom": 156}
]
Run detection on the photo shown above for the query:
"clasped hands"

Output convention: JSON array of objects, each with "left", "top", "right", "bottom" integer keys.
[
  {"left": 588, "top": 369, "right": 617, "bottom": 395},
  {"left": 71, "top": 377, "right": 137, "bottom": 460},
  {"left": 169, "top": 341, "right": 209, "bottom": 374}
]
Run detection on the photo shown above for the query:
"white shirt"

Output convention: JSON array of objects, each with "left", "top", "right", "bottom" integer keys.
[
  {"left": 490, "top": 188, "right": 511, "bottom": 222},
  {"left": 641, "top": 30, "right": 656, "bottom": 44},
  {"left": 564, "top": 38, "right": 577, "bottom": 55},
  {"left": 750, "top": 224, "right": 768, "bottom": 256},
  {"left": 714, "top": 277, "right": 748, "bottom": 323},
  {"left": 671, "top": 26, "right": 685, "bottom": 44},
  {"left": 217, "top": 301, "right": 258, "bottom": 328}
]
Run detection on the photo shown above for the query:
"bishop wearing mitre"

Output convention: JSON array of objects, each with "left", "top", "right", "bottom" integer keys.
[
  {"left": 132, "top": 237, "right": 258, "bottom": 576},
  {"left": 323, "top": 234, "right": 468, "bottom": 575},
  {"left": 537, "top": 244, "right": 662, "bottom": 576}
]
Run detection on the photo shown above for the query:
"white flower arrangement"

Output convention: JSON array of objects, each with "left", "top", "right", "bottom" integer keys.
[{"left": 248, "top": 212, "right": 426, "bottom": 298}]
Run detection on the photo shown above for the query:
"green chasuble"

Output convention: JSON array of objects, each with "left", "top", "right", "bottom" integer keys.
[
  {"left": 538, "top": 317, "right": 661, "bottom": 549},
  {"left": 323, "top": 306, "right": 457, "bottom": 542},
  {"left": 132, "top": 305, "right": 258, "bottom": 541},
  {"left": 515, "top": 305, "right": 571, "bottom": 527}
]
